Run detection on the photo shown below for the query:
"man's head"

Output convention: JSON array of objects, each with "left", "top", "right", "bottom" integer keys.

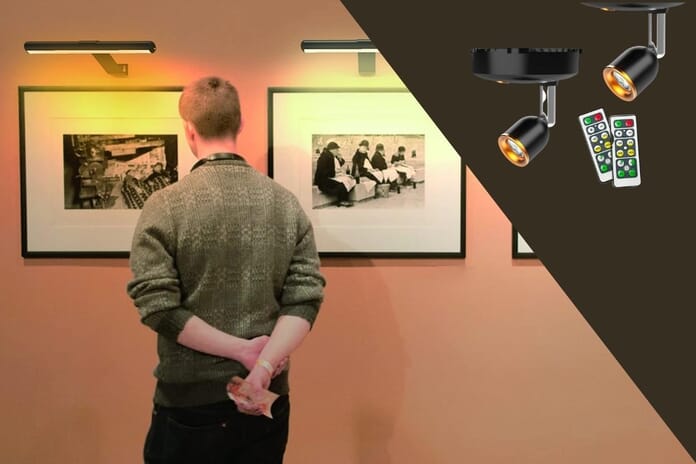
[
  {"left": 179, "top": 76, "right": 242, "bottom": 155},
  {"left": 152, "top": 162, "right": 163, "bottom": 173},
  {"left": 376, "top": 143, "right": 384, "bottom": 154},
  {"left": 358, "top": 139, "right": 369, "bottom": 153},
  {"left": 398, "top": 146, "right": 406, "bottom": 154},
  {"left": 327, "top": 141, "right": 340, "bottom": 156}
]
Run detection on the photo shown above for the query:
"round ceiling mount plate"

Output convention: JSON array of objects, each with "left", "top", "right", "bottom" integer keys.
[
  {"left": 582, "top": 2, "right": 684, "bottom": 12},
  {"left": 471, "top": 48, "right": 582, "bottom": 84}
]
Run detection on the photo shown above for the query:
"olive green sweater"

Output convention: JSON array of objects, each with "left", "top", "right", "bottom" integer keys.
[{"left": 127, "top": 158, "right": 325, "bottom": 407}]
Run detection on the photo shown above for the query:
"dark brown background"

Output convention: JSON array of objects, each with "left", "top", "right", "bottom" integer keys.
[{"left": 340, "top": 0, "right": 695, "bottom": 458}]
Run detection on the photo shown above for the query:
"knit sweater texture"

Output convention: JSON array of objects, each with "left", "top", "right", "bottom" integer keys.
[{"left": 127, "top": 158, "right": 325, "bottom": 407}]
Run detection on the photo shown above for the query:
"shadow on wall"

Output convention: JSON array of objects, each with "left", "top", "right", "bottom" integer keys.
[
  {"left": 294, "top": 257, "right": 408, "bottom": 464},
  {"left": 341, "top": 262, "right": 407, "bottom": 464}
]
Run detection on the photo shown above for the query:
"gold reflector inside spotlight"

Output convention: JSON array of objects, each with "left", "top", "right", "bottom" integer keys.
[
  {"left": 498, "top": 134, "right": 529, "bottom": 167},
  {"left": 603, "top": 66, "right": 637, "bottom": 102}
]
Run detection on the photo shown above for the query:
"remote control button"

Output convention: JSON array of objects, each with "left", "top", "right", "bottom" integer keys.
[
  {"left": 600, "top": 164, "right": 609, "bottom": 172},
  {"left": 626, "top": 130, "right": 634, "bottom": 136},
  {"left": 604, "top": 141, "right": 612, "bottom": 149},
  {"left": 629, "top": 169, "right": 637, "bottom": 177},
  {"left": 597, "top": 123, "right": 606, "bottom": 130},
  {"left": 584, "top": 117, "right": 593, "bottom": 125},
  {"left": 591, "top": 135, "right": 599, "bottom": 143},
  {"left": 594, "top": 146, "right": 601, "bottom": 153},
  {"left": 628, "top": 149, "right": 635, "bottom": 156},
  {"left": 588, "top": 127, "right": 595, "bottom": 134},
  {"left": 601, "top": 132, "right": 609, "bottom": 140},
  {"left": 624, "top": 165, "right": 630, "bottom": 172},
  {"left": 627, "top": 140, "right": 634, "bottom": 147},
  {"left": 605, "top": 159, "right": 611, "bottom": 165},
  {"left": 614, "top": 120, "right": 623, "bottom": 128},
  {"left": 616, "top": 140, "right": 624, "bottom": 147},
  {"left": 615, "top": 130, "right": 623, "bottom": 137},
  {"left": 617, "top": 150, "right": 625, "bottom": 157},
  {"left": 628, "top": 159, "right": 636, "bottom": 166},
  {"left": 618, "top": 170, "right": 626, "bottom": 178},
  {"left": 617, "top": 160, "right": 625, "bottom": 167},
  {"left": 626, "top": 120, "right": 634, "bottom": 127},
  {"left": 594, "top": 113, "right": 603, "bottom": 121},
  {"left": 597, "top": 155, "right": 605, "bottom": 162}
]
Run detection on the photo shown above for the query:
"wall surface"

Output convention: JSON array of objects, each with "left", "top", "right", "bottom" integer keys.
[{"left": 0, "top": 1, "right": 690, "bottom": 463}]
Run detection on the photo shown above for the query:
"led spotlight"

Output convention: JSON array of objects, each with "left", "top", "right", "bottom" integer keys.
[
  {"left": 498, "top": 116, "right": 550, "bottom": 167},
  {"left": 472, "top": 48, "right": 581, "bottom": 167},
  {"left": 583, "top": 2, "right": 684, "bottom": 101},
  {"left": 603, "top": 46, "right": 659, "bottom": 101}
]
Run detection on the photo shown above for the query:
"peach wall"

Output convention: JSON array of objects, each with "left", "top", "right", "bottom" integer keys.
[{"left": 0, "top": 1, "right": 690, "bottom": 463}]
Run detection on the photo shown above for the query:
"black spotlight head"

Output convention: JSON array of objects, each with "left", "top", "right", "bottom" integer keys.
[
  {"left": 603, "top": 45, "right": 659, "bottom": 101},
  {"left": 498, "top": 116, "right": 550, "bottom": 167}
]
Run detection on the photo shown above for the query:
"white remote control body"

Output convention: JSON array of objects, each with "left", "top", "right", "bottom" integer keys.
[
  {"left": 578, "top": 108, "right": 613, "bottom": 183},
  {"left": 610, "top": 114, "right": 641, "bottom": 188}
]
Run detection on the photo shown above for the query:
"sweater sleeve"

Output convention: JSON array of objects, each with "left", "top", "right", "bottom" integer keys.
[
  {"left": 278, "top": 208, "right": 326, "bottom": 328},
  {"left": 126, "top": 192, "right": 194, "bottom": 340}
]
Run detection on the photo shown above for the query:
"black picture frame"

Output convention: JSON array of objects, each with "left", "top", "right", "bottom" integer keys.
[
  {"left": 19, "top": 86, "right": 189, "bottom": 258},
  {"left": 512, "top": 227, "right": 537, "bottom": 259},
  {"left": 268, "top": 87, "right": 465, "bottom": 258}
]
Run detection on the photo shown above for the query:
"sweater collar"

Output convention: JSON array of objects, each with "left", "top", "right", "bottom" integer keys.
[{"left": 191, "top": 152, "right": 246, "bottom": 172}]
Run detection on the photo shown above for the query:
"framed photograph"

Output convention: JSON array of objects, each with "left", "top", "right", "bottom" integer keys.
[
  {"left": 19, "top": 86, "right": 195, "bottom": 258},
  {"left": 268, "top": 88, "right": 465, "bottom": 258},
  {"left": 512, "top": 227, "right": 537, "bottom": 259}
]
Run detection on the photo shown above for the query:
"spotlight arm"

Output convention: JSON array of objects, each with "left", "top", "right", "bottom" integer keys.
[
  {"left": 540, "top": 83, "right": 557, "bottom": 128},
  {"left": 648, "top": 12, "right": 667, "bottom": 58},
  {"left": 581, "top": 2, "right": 685, "bottom": 60},
  {"left": 92, "top": 54, "right": 128, "bottom": 77}
]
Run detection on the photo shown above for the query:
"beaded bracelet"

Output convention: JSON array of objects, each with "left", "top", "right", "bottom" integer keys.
[{"left": 256, "top": 359, "right": 274, "bottom": 376}]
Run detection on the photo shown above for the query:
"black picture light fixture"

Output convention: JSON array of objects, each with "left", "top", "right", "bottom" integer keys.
[
  {"left": 24, "top": 41, "right": 157, "bottom": 77},
  {"left": 472, "top": 48, "right": 582, "bottom": 167},
  {"left": 583, "top": 2, "right": 684, "bottom": 101},
  {"left": 301, "top": 40, "right": 378, "bottom": 76}
]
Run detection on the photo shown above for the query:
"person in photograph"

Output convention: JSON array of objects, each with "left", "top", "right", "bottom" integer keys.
[
  {"left": 351, "top": 139, "right": 385, "bottom": 184},
  {"left": 145, "top": 162, "right": 171, "bottom": 192},
  {"left": 127, "top": 75, "right": 325, "bottom": 464},
  {"left": 371, "top": 143, "right": 400, "bottom": 190},
  {"left": 121, "top": 169, "right": 151, "bottom": 209},
  {"left": 391, "top": 145, "right": 417, "bottom": 187},
  {"left": 314, "top": 141, "right": 356, "bottom": 207}
]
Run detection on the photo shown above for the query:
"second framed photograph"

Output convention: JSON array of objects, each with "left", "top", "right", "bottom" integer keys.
[
  {"left": 512, "top": 227, "right": 537, "bottom": 259},
  {"left": 268, "top": 88, "right": 465, "bottom": 258}
]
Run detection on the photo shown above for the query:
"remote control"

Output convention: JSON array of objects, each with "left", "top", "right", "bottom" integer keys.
[
  {"left": 578, "top": 108, "right": 613, "bottom": 182},
  {"left": 610, "top": 115, "right": 641, "bottom": 188}
]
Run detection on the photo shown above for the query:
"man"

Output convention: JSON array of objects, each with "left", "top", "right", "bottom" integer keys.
[
  {"left": 144, "top": 162, "right": 172, "bottom": 196},
  {"left": 127, "top": 76, "right": 325, "bottom": 464},
  {"left": 313, "top": 141, "right": 355, "bottom": 207},
  {"left": 370, "top": 143, "right": 399, "bottom": 187},
  {"left": 351, "top": 139, "right": 384, "bottom": 184},
  {"left": 391, "top": 145, "right": 417, "bottom": 187}
]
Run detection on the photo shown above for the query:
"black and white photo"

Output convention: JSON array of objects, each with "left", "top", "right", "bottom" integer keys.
[
  {"left": 63, "top": 134, "right": 178, "bottom": 210},
  {"left": 311, "top": 134, "right": 424, "bottom": 209},
  {"left": 269, "top": 88, "right": 464, "bottom": 257},
  {"left": 20, "top": 87, "right": 192, "bottom": 257}
]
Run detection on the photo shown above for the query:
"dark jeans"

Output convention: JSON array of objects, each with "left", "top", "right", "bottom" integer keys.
[{"left": 144, "top": 395, "right": 290, "bottom": 464}]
